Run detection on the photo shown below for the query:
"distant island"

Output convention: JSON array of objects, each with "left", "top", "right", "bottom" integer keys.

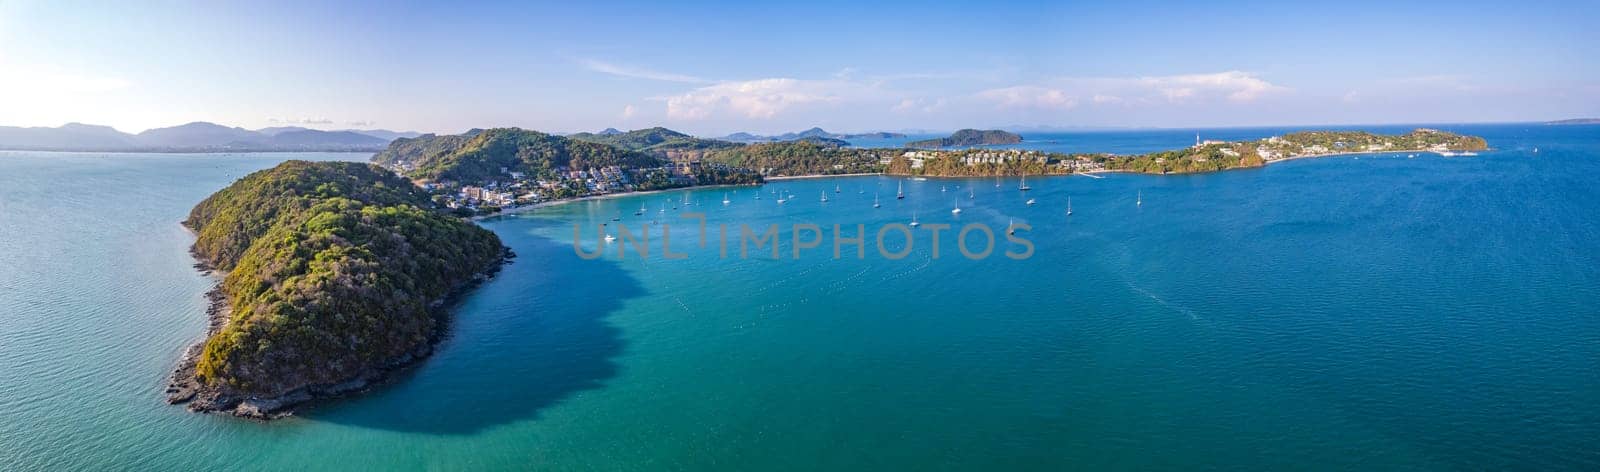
[
  {"left": 0, "top": 121, "right": 421, "bottom": 152},
  {"left": 1545, "top": 118, "right": 1600, "bottom": 125},
  {"left": 166, "top": 161, "right": 508, "bottom": 418},
  {"left": 906, "top": 129, "right": 1023, "bottom": 148},
  {"left": 719, "top": 127, "right": 906, "bottom": 143}
]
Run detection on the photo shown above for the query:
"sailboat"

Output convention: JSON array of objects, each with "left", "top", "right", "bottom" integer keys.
[
  {"left": 722, "top": 192, "right": 731, "bottom": 205},
  {"left": 873, "top": 193, "right": 881, "bottom": 208},
  {"left": 1066, "top": 196, "right": 1073, "bottom": 216},
  {"left": 602, "top": 223, "right": 616, "bottom": 243},
  {"left": 634, "top": 204, "right": 644, "bottom": 216},
  {"left": 1018, "top": 175, "right": 1032, "bottom": 191},
  {"left": 910, "top": 210, "right": 920, "bottom": 227},
  {"left": 951, "top": 198, "right": 962, "bottom": 214},
  {"left": 969, "top": 188, "right": 974, "bottom": 199},
  {"left": 820, "top": 190, "right": 829, "bottom": 203},
  {"left": 896, "top": 180, "right": 905, "bottom": 199},
  {"left": 1025, "top": 198, "right": 1036, "bottom": 206},
  {"left": 1136, "top": 190, "right": 1142, "bottom": 207},
  {"left": 835, "top": 184, "right": 841, "bottom": 193},
  {"left": 995, "top": 175, "right": 1001, "bottom": 188},
  {"left": 1007, "top": 218, "right": 1016, "bottom": 235},
  {"left": 941, "top": 185, "right": 947, "bottom": 193}
]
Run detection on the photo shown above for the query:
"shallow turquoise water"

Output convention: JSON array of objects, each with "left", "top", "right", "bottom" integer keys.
[{"left": 2, "top": 125, "right": 1598, "bottom": 470}]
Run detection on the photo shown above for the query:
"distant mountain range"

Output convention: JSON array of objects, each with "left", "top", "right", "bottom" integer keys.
[
  {"left": 1545, "top": 118, "right": 1600, "bottom": 125},
  {"left": 718, "top": 127, "right": 905, "bottom": 143},
  {"left": 0, "top": 122, "right": 422, "bottom": 152}
]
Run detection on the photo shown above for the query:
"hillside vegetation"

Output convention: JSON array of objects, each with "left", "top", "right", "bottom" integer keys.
[
  {"left": 373, "top": 128, "right": 663, "bottom": 182},
  {"left": 182, "top": 161, "right": 505, "bottom": 399},
  {"left": 568, "top": 127, "right": 740, "bottom": 153},
  {"left": 906, "top": 129, "right": 1022, "bottom": 148}
]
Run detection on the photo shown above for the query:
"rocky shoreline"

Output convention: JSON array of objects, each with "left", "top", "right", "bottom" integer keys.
[{"left": 165, "top": 245, "right": 514, "bottom": 420}]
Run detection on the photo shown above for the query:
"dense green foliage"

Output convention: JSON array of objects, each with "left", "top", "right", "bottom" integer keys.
[
  {"left": 703, "top": 140, "right": 886, "bottom": 176},
  {"left": 567, "top": 127, "right": 740, "bottom": 153},
  {"left": 374, "top": 128, "right": 665, "bottom": 182},
  {"left": 368, "top": 132, "right": 473, "bottom": 169},
  {"left": 790, "top": 136, "right": 852, "bottom": 147},
  {"left": 1273, "top": 129, "right": 1487, "bottom": 152},
  {"left": 185, "top": 161, "right": 504, "bottom": 395},
  {"left": 187, "top": 161, "right": 430, "bottom": 271},
  {"left": 1097, "top": 145, "right": 1265, "bottom": 174},
  {"left": 906, "top": 129, "right": 1022, "bottom": 148}
]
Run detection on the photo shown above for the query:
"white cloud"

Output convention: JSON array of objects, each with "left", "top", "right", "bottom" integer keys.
[
  {"left": 975, "top": 85, "right": 1079, "bottom": 110},
  {"left": 620, "top": 104, "right": 636, "bottom": 119},
  {"left": 976, "top": 71, "right": 1285, "bottom": 109},
  {"left": 664, "top": 78, "right": 852, "bottom": 120},
  {"left": 346, "top": 120, "right": 376, "bottom": 127},
  {"left": 581, "top": 59, "right": 710, "bottom": 84},
  {"left": 1136, "top": 71, "right": 1282, "bottom": 102},
  {"left": 891, "top": 98, "right": 947, "bottom": 113}
]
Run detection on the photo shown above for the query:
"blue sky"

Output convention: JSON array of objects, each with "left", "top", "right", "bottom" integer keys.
[{"left": 1, "top": 0, "right": 1595, "bottom": 135}]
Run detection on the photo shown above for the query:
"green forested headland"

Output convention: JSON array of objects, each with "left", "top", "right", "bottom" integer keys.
[{"left": 181, "top": 161, "right": 506, "bottom": 402}]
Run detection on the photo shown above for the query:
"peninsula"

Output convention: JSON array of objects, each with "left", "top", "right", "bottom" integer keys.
[
  {"left": 166, "top": 160, "right": 508, "bottom": 418},
  {"left": 377, "top": 127, "right": 1486, "bottom": 212}
]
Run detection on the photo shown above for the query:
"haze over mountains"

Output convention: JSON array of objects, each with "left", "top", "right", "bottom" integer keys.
[
  {"left": 717, "top": 127, "right": 905, "bottom": 143},
  {"left": 0, "top": 122, "right": 422, "bottom": 152}
]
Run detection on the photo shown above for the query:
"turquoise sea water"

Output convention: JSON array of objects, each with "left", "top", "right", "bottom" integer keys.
[{"left": 2, "top": 125, "right": 1598, "bottom": 470}]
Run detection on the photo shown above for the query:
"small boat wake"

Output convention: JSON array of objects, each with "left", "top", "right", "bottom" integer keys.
[{"left": 1127, "top": 283, "right": 1200, "bottom": 321}]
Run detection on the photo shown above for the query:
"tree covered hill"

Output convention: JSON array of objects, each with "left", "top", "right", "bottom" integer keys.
[
  {"left": 567, "top": 127, "right": 741, "bottom": 153},
  {"left": 702, "top": 139, "right": 885, "bottom": 176},
  {"left": 175, "top": 161, "right": 506, "bottom": 416},
  {"left": 373, "top": 128, "right": 666, "bottom": 182},
  {"left": 906, "top": 129, "right": 1023, "bottom": 148}
]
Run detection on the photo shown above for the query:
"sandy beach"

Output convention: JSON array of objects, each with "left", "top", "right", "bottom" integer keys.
[{"left": 476, "top": 183, "right": 760, "bottom": 221}]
